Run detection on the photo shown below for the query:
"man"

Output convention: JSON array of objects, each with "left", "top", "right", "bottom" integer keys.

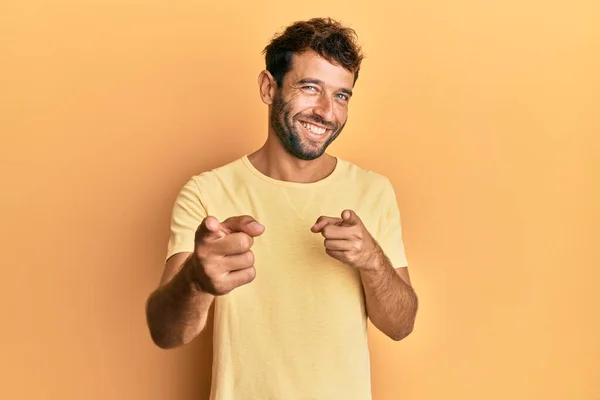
[{"left": 146, "top": 17, "right": 418, "bottom": 400}]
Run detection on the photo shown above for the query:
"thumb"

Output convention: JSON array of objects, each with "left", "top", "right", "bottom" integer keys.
[
  {"left": 196, "top": 216, "right": 226, "bottom": 241},
  {"left": 341, "top": 209, "right": 361, "bottom": 225}
]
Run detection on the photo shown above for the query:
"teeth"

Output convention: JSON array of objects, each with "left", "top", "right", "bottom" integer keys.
[{"left": 301, "top": 122, "right": 327, "bottom": 135}]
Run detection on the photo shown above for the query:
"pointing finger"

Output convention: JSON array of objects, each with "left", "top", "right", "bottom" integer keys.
[
  {"left": 319, "top": 224, "right": 350, "bottom": 239},
  {"left": 212, "top": 232, "right": 255, "bottom": 256},
  {"left": 311, "top": 216, "right": 343, "bottom": 233},
  {"left": 222, "top": 215, "right": 266, "bottom": 237}
]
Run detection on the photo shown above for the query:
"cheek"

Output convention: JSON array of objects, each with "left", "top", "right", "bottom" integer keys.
[
  {"left": 299, "top": 96, "right": 317, "bottom": 109},
  {"left": 335, "top": 105, "right": 348, "bottom": 122},
  {"left": 289, "top": 99, "right": 314, "bottom": 118}
]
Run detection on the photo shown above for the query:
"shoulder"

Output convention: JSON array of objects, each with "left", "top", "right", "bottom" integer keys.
[
  {"left": 335, "top": 157, "right": 395, "bottom": 193},
  {"left": 171, "top": 157, "right": 247, "bottom": 209},
  {"left": 186, "top": 156, "right": 246, "bottom": 190}
]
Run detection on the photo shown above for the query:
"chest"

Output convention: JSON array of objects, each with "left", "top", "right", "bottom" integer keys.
[{"left": 204, "top": 183, "right": 376, "bottom": 306}]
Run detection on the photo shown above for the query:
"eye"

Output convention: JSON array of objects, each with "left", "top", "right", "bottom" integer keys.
[
  {"left": 302, "top": 86, "right": 317, "bottom": 91},
  {"left": 336, "top": 93, "right": 349, "bottom": 101}
]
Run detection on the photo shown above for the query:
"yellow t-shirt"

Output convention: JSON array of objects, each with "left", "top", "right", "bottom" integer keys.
[{"left": 167, "top": 155, "right": 408, "bottom": 400}]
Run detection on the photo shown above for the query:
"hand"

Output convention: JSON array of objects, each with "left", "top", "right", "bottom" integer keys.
[
  {"left": 191, "top": 215, "right": 265, "bottom": 295},
  {"left": 311, "top": 209, "right": 380, "bottom": 270}
]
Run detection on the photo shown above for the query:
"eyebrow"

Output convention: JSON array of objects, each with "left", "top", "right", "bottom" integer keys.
[{"left": 297, "top": 78, "right": 353, "bottom": 97}]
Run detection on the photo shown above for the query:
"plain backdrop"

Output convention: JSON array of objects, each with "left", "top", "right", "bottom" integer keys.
[{"left": 1, "top": 0, "right": 598, "bottom": 399}]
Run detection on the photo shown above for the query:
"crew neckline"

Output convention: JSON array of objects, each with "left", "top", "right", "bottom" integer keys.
[{"left": 241, "top": 154, "right": 343, "bottom": 188}]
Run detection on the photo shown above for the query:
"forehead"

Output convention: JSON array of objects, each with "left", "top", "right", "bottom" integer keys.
[{"left": 286, "top": 50, "right": 355, "bottom": 89}]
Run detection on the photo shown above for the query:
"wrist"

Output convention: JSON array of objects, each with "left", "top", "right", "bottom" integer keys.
[
  {"left": 183, "top": 254, "right": 205, "bottom": 293},
  {"left": 359, "top": 245, "right": 386, "bottom": 272}
]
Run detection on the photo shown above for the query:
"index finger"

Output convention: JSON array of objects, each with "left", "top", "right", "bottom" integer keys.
[
  {"left": 222, "top": 215, "right": 266, "bottom": 237},
  {"left": 311, "top": 216, "right": 343, "bottom": 233},
  {"left": 318, "top": 224, "right": 350, "bottom": 239},
  {"left": 212, "top": 232, "right": 255, "bottom": 256}
]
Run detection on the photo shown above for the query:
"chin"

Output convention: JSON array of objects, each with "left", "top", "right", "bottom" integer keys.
[
  {"left": 293, "top": 151, "right": 322, "bottom": 161},
  {"left": 274, "top": 125, "right": 334, "bottom": 161},
  {"left": 292, "top": 143, "right": 329, "bottom": 160}
]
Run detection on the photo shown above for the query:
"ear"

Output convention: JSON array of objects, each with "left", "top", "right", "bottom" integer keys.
[{"left": 258, "top": 70, "right": 277, "bottom": 105}]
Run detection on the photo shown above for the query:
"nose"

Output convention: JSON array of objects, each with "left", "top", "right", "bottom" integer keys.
[{"left": 313, "top": 93, "right": 334, "bottom": 122}]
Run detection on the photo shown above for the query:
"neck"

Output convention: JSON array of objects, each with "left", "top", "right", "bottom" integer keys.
[{"left": 247, "top": 135, "right": 337, "bottom": 184}]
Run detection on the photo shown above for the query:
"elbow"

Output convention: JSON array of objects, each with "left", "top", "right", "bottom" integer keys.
[
  {"left": 145, "top": 293, "right": 206, "bottom": 349},
  {"left": 389, "top": 311, "right": 417, "bottom": 341},
  {"left": 146, "top": 311, "right": 199, "bottom": 350},
  {"left": 147, "top": 318, "right": 191, "bottom": 350},
  {"left": 151, "top": 328, "right": 199, "bottom": 350},
  {"left": 373, "top": 318, "right": 416, "bottom": 342},
  {"left": 145, "top": 296, "right": 184, "bottom": 350},
  {"left": 390, "top": 293, "right": 419, "bottom": 341},
  {"left": 148, "top": 325, "right": 180, "bottom": 350},
  {"left": 389, "top": 323, "right": 415, "bottom": 341},
  {"left": 146, "top": 317, "right": 176, "bottom": 350}
]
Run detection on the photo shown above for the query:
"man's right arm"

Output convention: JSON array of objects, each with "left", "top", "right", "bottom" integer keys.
[
  {"left": 145, "top": 252, "right": 215, "bottom": 349},
  {"left": 146, "top": 214, "right": 264, "bottom": 349}
]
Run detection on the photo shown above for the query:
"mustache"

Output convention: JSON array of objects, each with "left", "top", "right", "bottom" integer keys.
[{"left": 295, "top": 115, "right": 338, "bottom": 130}]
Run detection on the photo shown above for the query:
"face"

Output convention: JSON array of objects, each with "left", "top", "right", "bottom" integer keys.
[{"left": 268, "top": 51, "right": 355, "bottom": 160}]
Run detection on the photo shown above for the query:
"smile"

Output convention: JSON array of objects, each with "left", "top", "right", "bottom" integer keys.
[{"left": 300, "top": 121, "right": 328, "bottom": 135}]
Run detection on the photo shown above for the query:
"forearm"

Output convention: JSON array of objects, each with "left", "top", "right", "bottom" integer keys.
[
  {"left": 146, "top": 258, "right": 215, "bottom": 349},
  {"left": 359, "top": 249, "right": 418, "bottom": 341}
]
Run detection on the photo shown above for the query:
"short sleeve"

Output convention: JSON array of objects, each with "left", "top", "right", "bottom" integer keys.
[
  {"left": 376, "top": 178, "right": 409, "bottom": 269},
  {"left": 165, "top": 177, "right": 208, "bottom": 261}
]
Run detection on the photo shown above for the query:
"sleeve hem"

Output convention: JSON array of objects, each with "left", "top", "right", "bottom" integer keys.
[{"left": 165, "top": 246, "right": 194, "bottom": 263}]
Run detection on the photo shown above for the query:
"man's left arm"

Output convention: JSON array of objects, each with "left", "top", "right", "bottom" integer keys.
[
  {"left": 358, "top": 249, "right": 418, "bottom": 341},
  {"left": 311, "top": 178, "right": 418, "bottom": 341},
  {"left": 312, "top": 211, "right": 418, "bottom": 340}
]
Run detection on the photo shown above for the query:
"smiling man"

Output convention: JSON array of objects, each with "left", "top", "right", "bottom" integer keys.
[{"left": 146, "top": 17, "right": 418, "bottom": 400}]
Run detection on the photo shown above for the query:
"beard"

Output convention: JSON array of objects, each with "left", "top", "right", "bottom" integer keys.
[{"left": 270, "top": 90, "right": 345, "bottom": 161}]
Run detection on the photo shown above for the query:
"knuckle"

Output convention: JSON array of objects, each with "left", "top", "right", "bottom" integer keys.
[
  {"left": 195, "top": 234, "right": 206, "bottom": 246},
  {"left": 221, "top": 216, "right": 234, "bottom": 227},
  {"left": 195, "top": 244, "right": 209, "bottom": 259},
  {"left": 239, "top": 234, "right": 253, "bottom": 249},
  {"left": 195, "top": 221, "right": 205, "bottom": 235},
  {"left": 244, "top": 250, "right": 255, "bottom": 267},
  {"left": 202, "top": 266, "right": 218, "bottom": 282},
  {"left": 213, "top": 278, "right": 230, "bottom": 295},
  {"left": 244, "top": 267, "right": 256, "bottom": 283},
  {"left": 240, "top": 215, "right": 254, "bottom": 224},
  {"left": 199, "top": 254, "right": 223, "bottom": 275}
]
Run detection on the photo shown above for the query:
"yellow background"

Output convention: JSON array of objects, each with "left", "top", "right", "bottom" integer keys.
[{"left": 1, "top": 0, "right": 598, "bottom": 399}]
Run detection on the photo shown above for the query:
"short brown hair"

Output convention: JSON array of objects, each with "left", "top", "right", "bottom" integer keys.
[{"left": 263, "top": 17, "right": 364, "bottom": 87}]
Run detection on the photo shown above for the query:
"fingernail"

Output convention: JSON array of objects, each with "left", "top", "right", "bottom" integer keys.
[{"left": 250, "top": 222, "right": 262, "bottom": 229}]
